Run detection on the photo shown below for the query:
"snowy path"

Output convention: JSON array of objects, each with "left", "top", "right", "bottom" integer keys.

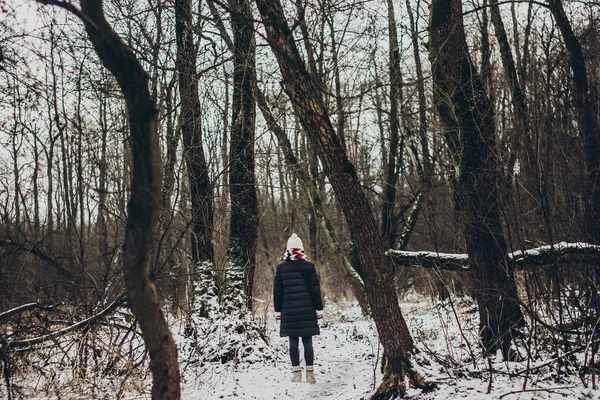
[
  {"left": 181, "top": 298, "right": 600, "bottom": 400},
  {"left": 182, "top": 302, "right": 382, "bottom": 399}
]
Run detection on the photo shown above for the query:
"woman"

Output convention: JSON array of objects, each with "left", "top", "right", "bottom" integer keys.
[{"left": 273, "top": 233, "right": 324, "bottom": 384}]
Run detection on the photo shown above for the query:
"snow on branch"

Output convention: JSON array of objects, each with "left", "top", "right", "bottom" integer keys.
[
  {"left": 384, "top": 249, "right": 470, "bottom": 270},
  {"left": 0, "top": 302, "right": 56, "bottom": 323},
  {"left": 385, "top": 242, "right": 600, "bottom": 271},
  {"left": 508, "top": 242, "right": 600, "bottom": 266}
]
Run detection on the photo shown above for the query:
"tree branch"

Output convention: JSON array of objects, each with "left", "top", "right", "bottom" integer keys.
[
  {"left": 35, "top": 0, "right": 89, "bottom": 25},
  {"left": 3, "top": 293, "right": 126, "bottom": 351},
  {"left": 0, "top": 240, "right": 76, "bottom": 282},
  {"left": 464, "top": 0, "right": 548, "bottom": 16},
  {"left": 0, "top": 303, "right": 56, "bottom": 324}
]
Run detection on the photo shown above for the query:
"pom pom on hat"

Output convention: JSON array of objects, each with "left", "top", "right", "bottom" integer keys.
[{"left": 286, "top": 233, "right": 304, "bottom": 251}]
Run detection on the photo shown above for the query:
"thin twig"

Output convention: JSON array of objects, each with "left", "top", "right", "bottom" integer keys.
[
  {"left": 499, "top": 385, "right": 576, "bottom": 399},
  {"left": 514, "top": 339, "right": 600, "bottom": 376},
  {"left": 373, "top": 331, "right": 380, "bottom": 391},
  {"left": 5, "top": 293, "right": 126, "bottom": 351},
  {"left": 0, "top": 303, "right": 56, "bottom": 323}
]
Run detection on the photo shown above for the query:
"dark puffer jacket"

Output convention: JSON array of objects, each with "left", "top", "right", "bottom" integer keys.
[{"left": 273, "top": 260, "right": 323, "bottom": 337}]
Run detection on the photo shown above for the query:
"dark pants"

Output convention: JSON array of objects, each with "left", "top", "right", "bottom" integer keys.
[{"left": 289, "top": 336, "right": 314, "bottom": 366}]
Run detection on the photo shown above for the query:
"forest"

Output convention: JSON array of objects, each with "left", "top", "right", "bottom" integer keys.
[{"left": 0, "top": 0, "right": 599, "bottom": 399}]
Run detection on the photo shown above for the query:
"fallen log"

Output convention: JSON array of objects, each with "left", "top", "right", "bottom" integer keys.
[
  {"left": 384, "top": 250, "right": 469, "bottom": 271},
  {"left": 385, "top": 242, "right": 600, "bottom": 271}
]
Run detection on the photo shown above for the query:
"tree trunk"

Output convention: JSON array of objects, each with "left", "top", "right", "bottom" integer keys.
[
  {"left": 489, "top": 0, "right": 541, "bottom": 217},
  {"left": 36, "top": 0, "right": 182, "bottom": 397},
  {"left": 159, "top": 74, "right": 183, "bottom": 312},
  {"left": 254, "top": 1, "right": 429, "bottom": 396},
  {"left": 480, "top": 0, "right": 492, "bottom": 90},
  {"left": 405, "top": 0, "right": 434, "bottom": 244},
  {"left": 386, "top": 242, "right": 600, "bottom": 270},
  {"left": 227, "top": 0, "right": 259, "bottom": 311},
  {"left": 257, "top": 89, "right": 370, "bottom": 315},
  {"left": 381, "top": 0, "right": 402, "bottom": 251},
  {"left": 97, "top": 83, "right": 110, "bottom": 276},
  {"left": 175, "top": 0, "right": 216, "bottom": 320},
  {"left": 428, "top": 0, "right": 524, "bottom": 357},
  {"left": 490, "top": 0, "right": 531, "bottom": 154},
  {"left": 32, "top": 131, "right": 40, "bottom": 237},
  {"left": 175, "top": 0, "right": 214, "bottom": 265}
]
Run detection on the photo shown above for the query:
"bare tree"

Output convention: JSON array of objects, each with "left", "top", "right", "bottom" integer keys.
[
  {"left": 175, "top": 0, "right": 216, "bottom": 321},
  {"left": 225, "top": 0, "right": 260, "bottom": 311},
  {"left": 35, "top": 0, "right": 181, "bottom": 397},
  {"left": 380, "top": 0, "right": 403, "bottom": 251},
  {"left": 257, "top": 89, "right": 370, "bottom": 314},
  {"left": 253, "top": 0, "right": 431, "bottom": 396},
  {"left": 405, "top": 0, "right": 432, "bottom": 210},
  {"left": 428, "top": 0, "right": 524, "bottom": 357}
]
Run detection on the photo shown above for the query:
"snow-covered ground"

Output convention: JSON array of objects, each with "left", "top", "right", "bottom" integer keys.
[
  {"left": 179, "top": 298, "right": 382, "bottom": 400},
  {"left": 8, "top": 292, "right": 600, "bottom": 399},
  {"left": 177, "top": 293, "right": 600, "bottom": 400}
]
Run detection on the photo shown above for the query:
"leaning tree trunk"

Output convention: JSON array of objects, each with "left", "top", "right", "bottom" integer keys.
[
  {"left": 428, "top": 0, "right": 524, "bottom": 358},
  {"left": 257, "top": 89, "right": 370, "bottom": 315},
  {"left": 36, "top": 0, "right": 182, "bottom": 397},
  {"left": 226, "top": 0, "right": 259, "bottom": 312},
  {"left": 208, "top": 1, "right": 370, "bottom": 314},
  {"left": 175, "top": 0, "right": 216, "bottom": 319},
  {"left": 254, "top": 1, "right": 431, "bottom": 397}
]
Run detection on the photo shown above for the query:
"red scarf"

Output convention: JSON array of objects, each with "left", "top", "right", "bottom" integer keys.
[{"left": 282, "top": 248, "right": 308, "bottom": 261}]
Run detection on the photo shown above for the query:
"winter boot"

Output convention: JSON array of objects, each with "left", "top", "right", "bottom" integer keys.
[
  {"left": 292, "top": 366, "right": 302, "bottom": 383},
  {"left": 306, "top": 365, "right": 316, "bottom": 384}
]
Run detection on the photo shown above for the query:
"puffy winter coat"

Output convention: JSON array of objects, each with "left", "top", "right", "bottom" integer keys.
[{"left": 273, "top": 260, "right": 323, "bottom": 337}]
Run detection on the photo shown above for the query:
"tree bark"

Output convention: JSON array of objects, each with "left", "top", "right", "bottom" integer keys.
[
  {"left": 175, "top": 0, "right": 214, "bottom": 265},
  {"left": 227, "top": 0, "right": 259, "bottom": 311},
  {"left": 428, "top": 0, "right": 524, "bottom": 357},
  {"left": 254, "top": 1, "right": 428, "bottom": 396},
  {"left": 175, "top": 0, "right": 216, "bottom": 321},
  {"left": 381, "top": 0, "right": 402, "bottom": 251},
  {"left": 35, "top": 0, "right": 182, "bottom": 397}
]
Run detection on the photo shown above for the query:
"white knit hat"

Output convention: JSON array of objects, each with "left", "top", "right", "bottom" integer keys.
[{"left": 286, "top": 233, "right": 304, "bottom": 251}]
